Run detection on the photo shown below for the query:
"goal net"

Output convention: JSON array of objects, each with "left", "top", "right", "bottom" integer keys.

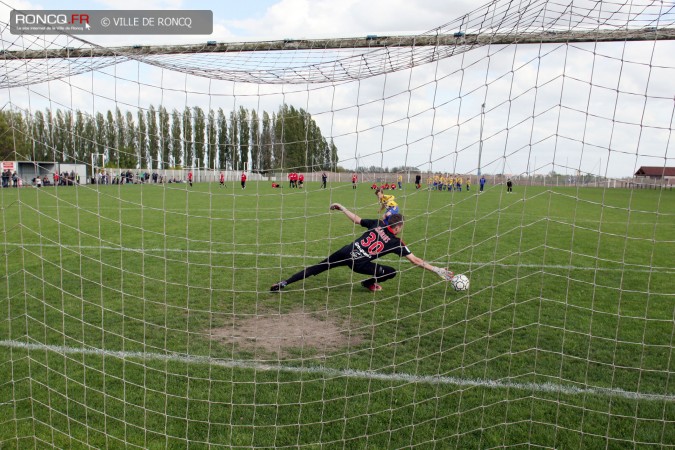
[{"left": 1, "top": 0, "right": 674, "bottom": 448}]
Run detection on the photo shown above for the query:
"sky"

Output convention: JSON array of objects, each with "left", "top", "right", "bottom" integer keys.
[{"left": 1, "top": 0, "right": 674, "bottom": 178}]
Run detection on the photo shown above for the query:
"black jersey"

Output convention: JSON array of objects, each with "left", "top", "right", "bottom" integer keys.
[{"left": 343, "top": 219, "right": 411, "bottom": 262}]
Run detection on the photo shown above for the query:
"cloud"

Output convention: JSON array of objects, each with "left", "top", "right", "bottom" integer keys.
[{"left": 224, "top": 0, "right": 476, "bottom": 40}]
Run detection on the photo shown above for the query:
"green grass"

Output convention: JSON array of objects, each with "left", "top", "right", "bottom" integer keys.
[{"left": 1, "top": 181, "right": 674, "bottom": 449}]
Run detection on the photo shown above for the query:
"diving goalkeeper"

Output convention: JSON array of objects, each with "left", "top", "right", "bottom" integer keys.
[{"left": 270, "top": 203, "right": 453, "bottom": 292}]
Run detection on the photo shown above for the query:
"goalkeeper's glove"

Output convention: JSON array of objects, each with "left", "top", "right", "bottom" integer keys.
[{"left": 432, "top": 266, "right": 454, "bottom": 281}]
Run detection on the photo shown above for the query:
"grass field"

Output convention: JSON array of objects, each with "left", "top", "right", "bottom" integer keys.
[{"left": 1, "top": 180, "right": 673, "bottom": 449}]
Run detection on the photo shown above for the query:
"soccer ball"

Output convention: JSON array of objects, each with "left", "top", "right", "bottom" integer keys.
[{"left": 451, "top": 274, "right": 470, "bottom": 291}]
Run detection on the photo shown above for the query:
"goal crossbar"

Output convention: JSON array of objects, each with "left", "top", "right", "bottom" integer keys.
[{"left": 3, "top": 28, "right": 675, "bottom": 60}]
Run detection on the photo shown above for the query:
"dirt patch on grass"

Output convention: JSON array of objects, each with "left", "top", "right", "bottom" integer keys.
[{"left": 210, "top": 310, "right": 365, "bottom": 359}]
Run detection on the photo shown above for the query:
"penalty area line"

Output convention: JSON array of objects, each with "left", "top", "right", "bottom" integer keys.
[{"left": 1, "top": 339, "right": 673, "bottom": 403}]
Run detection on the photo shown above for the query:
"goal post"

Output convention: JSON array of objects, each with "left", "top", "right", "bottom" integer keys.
[
  {"left": 1, "top": 1, "right": 674, "bottom": 448},
  {"left": 90, "top": 152, "right": 104, "bottom": 183}
]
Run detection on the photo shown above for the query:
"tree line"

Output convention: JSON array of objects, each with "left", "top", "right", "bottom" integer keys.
[{"left": 0, "top": 104, "right": 338, "bottom": 172}]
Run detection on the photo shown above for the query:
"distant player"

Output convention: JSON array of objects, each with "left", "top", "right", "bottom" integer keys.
[
  {"left": 270, "top": 205, "right": 453, "bottom": 292},
  {"left": 397, "top": 174, "right": 403, "bottom": 189},
  {"left": 241, "top": 172, "right": 247, "bottom": 189},
  {"left": 480, "top": 175, "right": 486, "bottom": 192},
  {"left": 507, "top": 178, "right": 513, "bottom": 193},
  {"left": 415, "top": 174, "right": 421, "bottom": 189},
  {"left": 352, "top": 173, "right": 358, "bottom": 189},
  {"left": 188, "top": 171, "right": 193, "bottom": 187},
  {"left": 298, "top": 173, "right": 304, "bottom": 188},
  {"left": 219, "top": 172, "right": 225, "bottom": 187},
  {"left": 375, "top": 188, "right": 400, "bottom": 225}
]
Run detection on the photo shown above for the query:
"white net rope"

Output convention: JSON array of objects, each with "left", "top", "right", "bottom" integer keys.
[
  {"left": 1, "top": 0, "right": 674, "bottom": 448},
  {"left": 2, "top": 0, "right": 674, "bottom": 86}
]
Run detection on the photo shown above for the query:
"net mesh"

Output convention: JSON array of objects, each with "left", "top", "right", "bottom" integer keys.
[{"left": 1, "top": 0, "right": 674, "bottom": 448}]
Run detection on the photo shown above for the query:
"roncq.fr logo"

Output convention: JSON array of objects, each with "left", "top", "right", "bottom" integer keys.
[{"left": 14, "top": 13, "right": 90, "bottom": 26}]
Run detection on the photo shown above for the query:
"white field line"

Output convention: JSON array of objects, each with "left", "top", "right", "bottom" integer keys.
[
  {"left": 6, "top": 243, "right": 675, "bottom": 274},
  {"left": 1, "top": 340, "right": 673, "bottom": 403}
]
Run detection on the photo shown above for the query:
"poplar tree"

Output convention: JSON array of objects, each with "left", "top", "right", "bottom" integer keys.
[
  {"left": 238, "top": 106, "right": 249, "bottom": 171},
  {"left": 159, "top": 106, "right": 170, "bottom": 169},
  {"left": 147, "top": 105, "right": 159, "bottom": 169},
  {"left": 183, "top": 106, "right": 193, "bottom": 168},
  {"left": 207, "top": 109, "right": 217, "bottom": 171},
  {"left": 193, "top": 106, "right": 205, "bottom": 169},
  {"left": 171, "top": 109, "right": 182, "bottom": 167},
  {"left": 217, "top": 108, "right": 228, "bottom": 169}
]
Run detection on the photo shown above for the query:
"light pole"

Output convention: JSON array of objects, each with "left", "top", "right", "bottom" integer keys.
[{"left": 477, "top": 103, "right": 485, "bottom": 176}]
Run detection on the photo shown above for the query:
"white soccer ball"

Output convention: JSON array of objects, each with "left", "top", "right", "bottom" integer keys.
[{"left": 451, "top": 274, "right": 470, "bottom": 291}]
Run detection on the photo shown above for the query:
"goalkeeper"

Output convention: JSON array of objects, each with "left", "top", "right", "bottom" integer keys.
[{"left": 270, "top": 203, "right": 453, "bottom": 292}]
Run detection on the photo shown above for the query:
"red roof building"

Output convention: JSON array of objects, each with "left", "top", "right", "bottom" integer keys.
[
  {"left": 634, "top": 166, "right": 675, "bottom": 185},
  {"left": 634, "top": 166, "right": 675, "bottom": 178}
]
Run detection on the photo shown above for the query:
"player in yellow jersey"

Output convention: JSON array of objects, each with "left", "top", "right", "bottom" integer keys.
[{"left": 375, "top": 188, "right": 400, "bottom": 225}]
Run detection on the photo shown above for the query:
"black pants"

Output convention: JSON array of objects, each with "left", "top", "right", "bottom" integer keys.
[{"left": 285, "top": 247, "right": 397, "bottom": 287}]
